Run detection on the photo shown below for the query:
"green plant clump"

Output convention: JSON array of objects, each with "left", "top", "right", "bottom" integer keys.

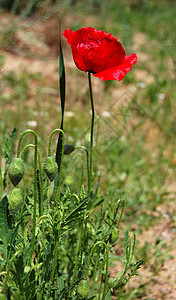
[{"left": 0, "top": 19, "right": 145, "bottom": 300}]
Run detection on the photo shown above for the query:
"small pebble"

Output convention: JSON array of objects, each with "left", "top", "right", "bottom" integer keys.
[
  {"left": 65, "top": 111, "right": 75, "bottom": 117},
  {"left": 163, "top": 213, "right": 169, "bottom": 219},
  {"left": 26, "top": 120, "right": 37, "bottom": 127},
  {"left": 137, "top": 82, "right": 147, "bottom": 88},
  {"left": 102, "top": 111, "right": 111, "bottom": 117},
  {"left": 158, "top": 93, "right": 165, "bottom": 100}
]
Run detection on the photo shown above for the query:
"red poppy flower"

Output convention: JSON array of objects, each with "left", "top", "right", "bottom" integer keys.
[{"left": 63, "top": 27, "right": 137, "bottom": 81}]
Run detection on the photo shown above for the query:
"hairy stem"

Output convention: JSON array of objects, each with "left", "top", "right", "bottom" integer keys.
[
  {"left": 17, "top": 130, "right": 38, "bottom": 263},
  {"left": 88, "top": 72, "right": 95, "bottom": 197},
  {"left": 75, "top": 146, "right": 89, "bottom": 191},
  {"left": 48, "top": 129, "right": 65, "bottom": 204}
]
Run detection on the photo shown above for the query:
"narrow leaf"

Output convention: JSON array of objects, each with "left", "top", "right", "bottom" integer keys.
[
  {"left": 0, "top": 245, "right": 6, "bottom": 255},
  {"left": 0, "top": 196, "right": 11, "bottom": 255},
  {"left": 63, "top": 197, "right": 88, "bottom": 226},
  {"left": 59, "top": 21, "right": 66, "bottom": 120},
  {"left": 56, "top": 22, "right": 66, "bottom": 169},
  {"left": 7, "top": 222, "right": 20, "bottom": 260}
]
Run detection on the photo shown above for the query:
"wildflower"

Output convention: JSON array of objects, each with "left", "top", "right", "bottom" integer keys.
[{"left": 63, "top": 27, "right": 137, "bottom": 81}]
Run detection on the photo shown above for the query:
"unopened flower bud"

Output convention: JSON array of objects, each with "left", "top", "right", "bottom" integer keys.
[
  {"left": 44, "top": 156, "right": 58, "bottom": 182},
  {"left": 64, "top": 144, "right": 75, "bottom": 155},
  {"left": 9, "top": 188, "right": 23, "bottom": 213},
  {"left": 8, "top": 158, "right": 25, "bottom": 186},
  {"left": 77, "top": 280, "right": 90, "bottom": 299}
]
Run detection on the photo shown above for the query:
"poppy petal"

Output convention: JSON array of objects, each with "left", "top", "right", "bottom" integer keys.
[
  {"left": 63, "top": 27, "right": 126, "bottom": 73},
  {"left": 93, "top": 53, "right": 137, "bottom": 81},
  {"left": 63, "top": 29, "right": 87, "bottom": 71}
]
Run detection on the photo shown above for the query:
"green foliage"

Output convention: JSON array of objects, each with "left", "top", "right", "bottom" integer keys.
[
  {"left": 1, "top": 128, "right": 16, "bottom": 191},
  {"left": 2, "top": 128, "right": 16, "bottom": 170},
  {"left": 0, "top": 196, "right": 11, "bottom": 257},
  {"left": 0, "top": 135, "right": 141, "bottom": 298},
  {"left": 0, "top": 0, "right": 49, "bottom": 14},
  {"left": 77, "top": 280, "right": 90, "bottom": 299},
  {"left": 56, "top": 22, "right": 66, "bottom": 169}
]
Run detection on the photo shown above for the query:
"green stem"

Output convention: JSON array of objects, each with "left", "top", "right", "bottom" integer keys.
[
  {"left": 90, "top": 250, "right": 100, "bottom": 297},
  {"left": 71, "top": 193, "right": 80, "bottom": 203},
  {"left": 22, "top": 176, "right": 26, "bottom": 204},
  {"left": 1, "top": 250, "right": 23, "bottom": 293},
  {"left": 95, "top": 115, "right": 100, "bottom": 150},
  {"left": 17, "top": 130, "right": 38, "bottom": 263},
  {"left": 117, "top": 200, "right": 125, "bottom": 228},
  {"left": 48, "top": 129, "right": 64, "bottom": 205},
  {"left": 0, "top": 164, "right": 3, "bottom": 196},
  {"left": 75, "top": 146, "right": 89, "bottom": 192},
  {"left": 85, "top": 241, "right": 109, "bottom": 299},
  {"left": 88, "top": 72, "right": 95, "bottom": 197},
  {"left": 114, "top": 234, "right": 136, "bottom": 298},
  {"left": 37, "top": 215, "right": 49, "bottom": 225},
  {"left": 48, "top": 129, "right": 64, "bottom": 157},
  {"left": 21, "top": 144, "right": 43, "bottom": 216},
  {"left": 98, "top": 273, "right": 103, "bottom": 300},
  {"left": 50, "top": 237, "right": 59, "bottom": 293},
  {"left": 72, "top": 220, "right": 84, "bottom": 283},
  {"left": 48, "top": 129, "right": 64, "bottom": 294}
]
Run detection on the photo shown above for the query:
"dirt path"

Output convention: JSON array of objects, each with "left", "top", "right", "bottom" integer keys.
[{"left": 110, "top": 201, "right": 176, "bottom": 299}]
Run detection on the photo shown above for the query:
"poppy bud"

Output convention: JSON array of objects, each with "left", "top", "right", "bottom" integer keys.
[
  {"left": 77, "top": 280, "right": 90, "bottom": 299},
  {"left": 110, "top": 228, "right": 119, "bottom": 244},
  {"left": 64, "top": 144, "right": 75, "bottom": 155},
  {"left": 9, "top": 187, "right": 23, "bottom": 213},
  {"left": 8, "top": 157, "right": 25, "bottom": 186},
  {"left": 44, "top": 156, "right": 58, "bottom": 182}
]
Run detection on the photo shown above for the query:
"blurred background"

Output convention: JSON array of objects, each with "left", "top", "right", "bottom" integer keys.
[{"left": 0, "top": 0, "right": 176, "bottom": 298}]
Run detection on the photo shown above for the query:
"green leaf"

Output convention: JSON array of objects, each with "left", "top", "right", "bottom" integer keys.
[
  {"left": 124, "top": 229, "right": 129, "bottom": 260},
  {"left": 0, "top": 245, "right": 6, "bottom": 255},
  {"left": 7, "top": 222, "right": 20, "bottom": 260},
  {"left": 56, "top": 21, "right": 66, "bottom": 169},
  {"left": 63, "top": 197, "right": 88, "bottom": 226},
  {"left": 15, "top": 237, "right": 24, "bottom": 245},
  {"left": 59, "top": 21, "right": 66, "bottom": 119},
  {"left": 58, "top": 275, "right": 64, "bottom": 291},
  {"left": 122, "top": 260, "right": 144, "bottom": 287},
  {"left": 14, "top": 255, "right": 24, "bottom": 278},
  {"left": 0, "top": 259, "right": 6, "bottom": 266},
  {"left": 2, "top": 128, "right": 16, "bottom": 188},
  {"left": 0, "top": 196, "right": 11, "bottom": 255},
  {"left": 2, "top": 128, "right": 16, "bottom": 168}
]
